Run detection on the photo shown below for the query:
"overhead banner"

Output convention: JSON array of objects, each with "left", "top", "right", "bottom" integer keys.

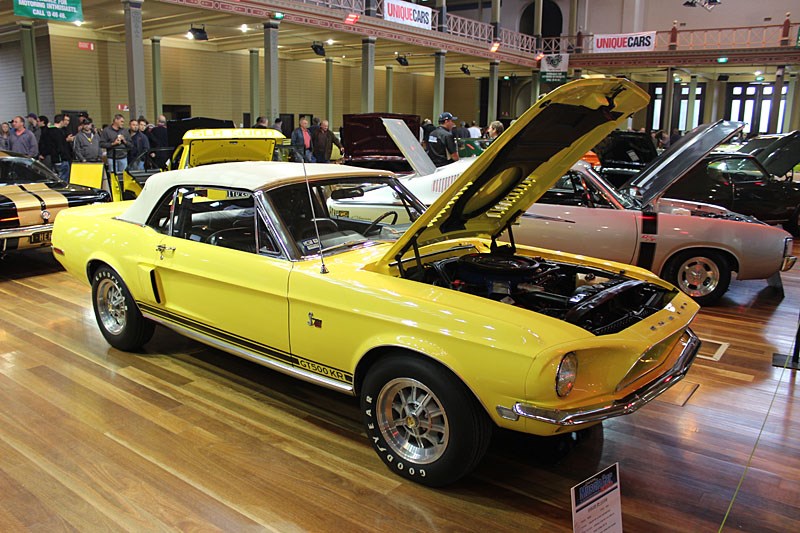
[
  {"left": 593, "top": 31, "right": 656, "bottom": 53},
  {"left": 13, "top": 0, "right": 83, "bottom": 22},
  {"left": 384, "top": 0, "right": 432, "bottom": 31},
  {"left": 540, "top": 53, "right": 569, "bottom": 83}
]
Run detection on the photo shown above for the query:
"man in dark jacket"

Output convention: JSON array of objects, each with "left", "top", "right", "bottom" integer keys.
[
  {"left": 290, "top": 118, "right": 315, "bottom": 162},
  {"left": 50, "top": 114, "right": 74, "bottom": 181},
  {"left": 312, "top": 120, "right": 344, "bottom": 164},
  {"left": 100, "top": 114, "right": 131, "bottom": 175},
  {"left": 425, "top": 112, "right": 460, "bottom": 167}
]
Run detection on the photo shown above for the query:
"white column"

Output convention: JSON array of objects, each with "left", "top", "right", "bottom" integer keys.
[{"left": 123, "top": 0, "right": 146, "bottom": 119}]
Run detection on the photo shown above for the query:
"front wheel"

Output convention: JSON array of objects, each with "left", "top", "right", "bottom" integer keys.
[
  {"left": 361, "top": 354, "right": 492, "bottom": 487},
  {"left": 663, "top": 250, "right": 731, "bottom": 306},
  {"left": 91, "top": 265, "right": 155, "bottom": 351}
]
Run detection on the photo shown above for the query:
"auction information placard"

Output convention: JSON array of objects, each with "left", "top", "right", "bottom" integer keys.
[{"left": 571, "top": 463, "right": 623, "bottom": 533}]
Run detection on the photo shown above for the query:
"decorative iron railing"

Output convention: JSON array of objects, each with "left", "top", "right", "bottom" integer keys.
[
  {"left": 447, "top": 13, "right": 494, "bottom": 43},
  {"left": 499, "top": 28, "right": 537, "bottom": 54}
]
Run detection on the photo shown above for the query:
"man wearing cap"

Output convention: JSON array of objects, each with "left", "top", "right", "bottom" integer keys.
[
  {"left": 26, "top": 113, "right": 41, "bottom": 142},
  {"left": 73, "top": 118, "right": 101, "bottom": 162},
  {"left": 425, "top": 112, "right": 460, "bottom": 167}
]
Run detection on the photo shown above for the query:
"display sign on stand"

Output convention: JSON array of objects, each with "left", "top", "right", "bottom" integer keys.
[{"left": 571, "top": 463, "right": 623, "bottom": 533}]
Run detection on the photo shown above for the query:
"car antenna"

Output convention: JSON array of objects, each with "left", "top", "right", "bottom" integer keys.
[{"left": 301, "top": 155, "right": 329, "bottom": 274}]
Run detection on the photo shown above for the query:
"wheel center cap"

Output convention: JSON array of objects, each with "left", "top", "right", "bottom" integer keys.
[{"left": 405, "top": 415, "right": 418, "bottom": 428}]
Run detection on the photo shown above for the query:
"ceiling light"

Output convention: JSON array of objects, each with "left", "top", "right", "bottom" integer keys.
[
  {"left": 396, "top": 55, "right": 409, "bottom": 66},
  {"left": 683, "top": 0, "right": 721, "bottom": 10},
  {"left": 717, "top": 56, "right": 728, "bottom": 63},
  {"left": 311, "top": 41, "right": 326, "bottom": 56},
  {"left": 490, "top": 41, "right": 500, "bottom": 53},
  {"left": 73, "top": 20, "right": 84, "bottom": 27},
  {"left": 240, "top": 24, "right": 249, "bottom": 33},
  {"left": 754, "top": 70, "right": 762, "bottom": 75},
  {"left": 187, "top": 25, "right": 208, "bottom": 41},
  {"left": 755, "top": 75, "right": 765, "bottom": 82},
  {"left": 326, "top": 39, "right": 335, "bottom": 45},
  {"left": 271, "top": 12, "right": 285, "bottom": 20}
]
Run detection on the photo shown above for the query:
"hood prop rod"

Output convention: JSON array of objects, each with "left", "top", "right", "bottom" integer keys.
[{"left": 490, "top": 212, "right": 521, "bottom": 255}]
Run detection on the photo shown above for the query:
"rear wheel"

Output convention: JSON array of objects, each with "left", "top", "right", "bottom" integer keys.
[
  {"left": 663, "top": 250, "right": 731, "bottom": 306},
  {"left": 361, "top": 354, "right": 492, "bottom": 487},
  {"left": 91, "top": 265, "right": 155, "bottom": 351}
]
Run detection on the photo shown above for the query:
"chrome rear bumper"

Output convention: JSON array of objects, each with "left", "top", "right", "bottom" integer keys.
[
  {"left": 0, "top": 223, "right": 53, "bottom": 240},
  {"left": 511, "top": 329, "right": 701, "bottom": 426}
]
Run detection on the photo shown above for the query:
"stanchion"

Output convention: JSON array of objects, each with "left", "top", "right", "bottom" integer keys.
[{"left": 773, "top": 306, "right": 800, "bottom": 369}]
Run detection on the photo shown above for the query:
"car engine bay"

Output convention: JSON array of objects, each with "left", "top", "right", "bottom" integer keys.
[{"left": 414, "top": 252, "right": 676, "bottom": 335}]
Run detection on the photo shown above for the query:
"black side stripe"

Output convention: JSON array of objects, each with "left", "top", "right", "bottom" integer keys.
[
  {"left": 636, "top": 212, "right": 658, "bottom": 271},
  {"left": 137, "top": 301, "right": 353, "bottom": 383},
  {"left": 0, "top": 193, "right": 20, "bottom": 229},
  {"left": 18, "top": 186, "right": 47, "bottom": 210}
]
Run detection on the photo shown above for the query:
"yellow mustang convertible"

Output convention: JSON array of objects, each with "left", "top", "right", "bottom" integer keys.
[{"left": 52, "top": 79, "right": 701, "bottom": 487}]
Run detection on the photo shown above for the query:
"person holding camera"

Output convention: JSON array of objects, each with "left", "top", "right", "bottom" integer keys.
[{"left": 100, "top": 114, "right": 131, "bottom": 175}]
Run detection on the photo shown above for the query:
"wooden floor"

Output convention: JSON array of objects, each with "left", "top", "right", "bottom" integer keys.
[{"left": 0, "top": 246, "right": 798, "bottom": 532}]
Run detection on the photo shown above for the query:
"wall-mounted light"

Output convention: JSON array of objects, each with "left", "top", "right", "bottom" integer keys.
[
  {"left": 240, "top": 24, "right": 250, "bottom": 33},
  {"left": 683, "top": 0, "right": 722, "bottom": 10},
  {"left": 271, "top": 12, "right": 285, "bottom": 20},
  {"left": 186, "top": 25, "right": 208, "bottom": 41},
  {"left": 490, "top": 41, "right": 500, "bottom": 53},
  {"left": 716, "top": 56, "right": 728, "bottom": 63},
  {"left": 460, "top": 64, "right": 471, "bottom": 75},
  {"left": 534, "top": 51, "right": 545, "bottom": 61},
  {"left": 311, "top": 41, "right": 326, "bottom": 56},
  {"left": 396, "top": 55, "right": 409, "bottom": 66},
  {"left": 344, "top": 13, "right": 360, "bottom": 25}
]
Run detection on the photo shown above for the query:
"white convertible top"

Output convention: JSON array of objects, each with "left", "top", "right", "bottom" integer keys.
[{"left": 120, "top": 161, "right": 390, "bottom": 225}]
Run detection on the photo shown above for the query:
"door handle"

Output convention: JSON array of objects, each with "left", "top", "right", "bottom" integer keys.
[{"left": 156, "top": 244, "right": 176, "bottom": 259}]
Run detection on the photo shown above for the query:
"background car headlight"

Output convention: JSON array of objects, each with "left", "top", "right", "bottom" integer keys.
[{"left": 556, "top": 352, "right": 578, "bottom": 397}]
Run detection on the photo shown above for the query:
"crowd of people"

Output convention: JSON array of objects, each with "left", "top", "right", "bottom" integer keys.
[{"left": 0, "top": 112, "right": 171, "bottom": 182}]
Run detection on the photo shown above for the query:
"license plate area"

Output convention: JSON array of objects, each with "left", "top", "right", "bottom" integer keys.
[{"left": 31, "top": 231, "right": 52, "bottom": 244}]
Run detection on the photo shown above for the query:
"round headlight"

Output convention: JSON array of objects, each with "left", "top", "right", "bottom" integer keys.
[{"left": 556, "top": 352, "right": 578, "bottom": 397}]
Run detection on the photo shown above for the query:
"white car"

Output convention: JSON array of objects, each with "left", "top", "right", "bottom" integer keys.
[{"left": 330, "top": 117, "right": 795, "bottom": 305}]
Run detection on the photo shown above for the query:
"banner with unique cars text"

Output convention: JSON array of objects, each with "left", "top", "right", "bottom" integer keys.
[
  {"left": 383, "top": 0, "right": 432, "bottom": 31},
  {"left": 593, "top": 31, "right": 656, "bottom": 53}
]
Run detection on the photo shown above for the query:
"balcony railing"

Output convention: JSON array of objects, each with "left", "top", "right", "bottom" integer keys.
[
  {"left": 277, "top": 0, "right": 797, "bottom": 58},
  {"left": 447, "top": 13, "right": 494, "bottom": 43}
]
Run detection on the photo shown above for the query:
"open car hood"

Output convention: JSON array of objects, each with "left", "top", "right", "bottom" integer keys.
[
  {"left": 381, "top": 117, "right": 438, "bottom": 177},
  {"left": 185, "top": 129, "right": 285, "bottom": 167},
  {"left": 595, "top": 130, "right": 658, "bottom": 168},
  {"left": 755, "top": 130, "right": 800, "bottom": 177},
  {"left": 626, "top": 120, "right": 744, "bottom": 205},
  {"left": 377, "top": 78, "right": 650, "bottom": 268}
]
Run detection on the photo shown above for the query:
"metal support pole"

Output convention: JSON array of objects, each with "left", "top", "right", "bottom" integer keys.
[
  {"left": 433, "top": 50, "right": 446, "bottom": 121},
  {"left": 325, "top": 58, "right": 334, "bottom": 125},
  {"left": 663, "top": 67, "right": 675, "bottom": 135},
  {"left": 686, "top": 75, "right": 698, "bottom": 131},
  {"left": 361, "top": 37, "right": 376, "bottom": 113},
  {"left": 264, "top": 21, "right": 280, "bottom": 123},
  {"left": 151, "top": 37, "right": 163, "bottom": 118},
  {"left": 385, "top": 66, "right": 394, "bottom": 113},
  {"left": 18, "top": 21, "right": 40, "bottom": 114},
  {"left": 123, "top": 0, "right": 146, "bottom": 120},
  {"left": 767, "top": 66, "right": 785, "bottom": 134},
  {"left": 249, "top": 49, "right": 260, "bottom": 123},
  {"left": 487, "top": 61, "right": 499, "bottom": 123},
  {"left": 530, "top": 71, "right": 540, "bottom": 107}
]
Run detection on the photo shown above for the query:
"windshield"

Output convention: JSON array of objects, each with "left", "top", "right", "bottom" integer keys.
[
  {"left": 266, "top": 176, "right": 425, "bottom": 257},
  {"left": 0, "top": 157, "right": 60, "bottom": 186}
]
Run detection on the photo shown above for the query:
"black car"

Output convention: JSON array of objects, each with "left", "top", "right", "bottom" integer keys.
[
  {"left": 592, "top": 130, "right": 659, "bottom": 187},
  {"left": 627, "top": 124, "right": 800, "bottom": 235},
  {"left": 0, "top": 151, "right": 111, "bottom": 253}
]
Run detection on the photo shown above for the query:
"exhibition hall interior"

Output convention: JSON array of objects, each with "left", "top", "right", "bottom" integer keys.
[{"left": 1, "top": 0, "right": 799, "bottom": 530}]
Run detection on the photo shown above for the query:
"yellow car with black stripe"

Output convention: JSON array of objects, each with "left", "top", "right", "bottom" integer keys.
[
  {"left": 0, "top": 151, "right": 110, "bottom": 254},
  {"left": 51, "top": 79, "right": 701, "bottom": 487}
]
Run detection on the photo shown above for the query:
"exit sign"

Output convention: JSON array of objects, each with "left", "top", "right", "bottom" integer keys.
[{"left": 78, "top": 41, "right": 95, "bottom": 51}]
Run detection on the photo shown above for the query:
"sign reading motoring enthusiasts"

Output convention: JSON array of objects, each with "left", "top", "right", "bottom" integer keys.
[
  {"left": 14, "top": 0, "right": 83, "bottom": 22},
  {"left": 593, "top": 31, "right": 656, "bottom": 53},
  {"left": 540, "top": 53, "right": 569, "bottom": 83},
  {"left": 383, "top": 0, "right": 432, "bottom": 31}
]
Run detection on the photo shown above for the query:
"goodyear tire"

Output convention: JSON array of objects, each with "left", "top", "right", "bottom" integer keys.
[
  {"left": 91, "top": 265, "right": 155, "bottom": 351},
  {"left": 361, "top": 354, "right": 492, "bottom": 487},
  {"left": 663, "top": 250, "right": 731, "bottom": 306}
]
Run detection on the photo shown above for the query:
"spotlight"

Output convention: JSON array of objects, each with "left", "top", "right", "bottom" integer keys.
[
  {"left": 683, "top": 1, "right": 697, "bottom": 6},
  {"left": 311, "top": 41, "right": 326, "bottom": 56},
  {"left": 395, "top": 55, "right": 409, "bottom": 66},
  {"left": 187, "top": 25, "right": 208, "bottom": 41},
  {"left": 460, "top": 64, "right": 470, "bottom": 75}
]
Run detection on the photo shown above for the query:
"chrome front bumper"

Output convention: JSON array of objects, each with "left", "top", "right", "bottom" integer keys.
[
  {"left": 781, "top": 256, "right": 796, "bottom": 272},
  {"left": 0, "top": 223, "right": 53, "bottom": 240},
  {"left": 510, "top": 329, "right": 701, "bottom": 426}
]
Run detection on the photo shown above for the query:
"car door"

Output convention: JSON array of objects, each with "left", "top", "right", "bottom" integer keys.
[
  {"left": 145, "top": 185, "right": 292, "bottom": 355},
  {"left": 725, "top": 157, "right": 791, "bottom": 222},
  {"left": 518, "top": 172, "right": 639, "bottom": 265}
]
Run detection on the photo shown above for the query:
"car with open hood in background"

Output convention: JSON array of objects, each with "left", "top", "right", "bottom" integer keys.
[
  {"left": 0, "top": 150, "right": 110, "bottom": 255},
  {"left": 51, "top": 78, "right": 701, "bottom": 487},
  {"left": 331, "top": 113, "right": 795, "bottom": 306},
  {"left": 589, "top": 129, "right": 660, "bottom": 187},
  {"left": 627, "top": 126, "right": 800, "bottom": 236},
  {"left": 71, "top": 127, "right": 286, "bottom": 201}
]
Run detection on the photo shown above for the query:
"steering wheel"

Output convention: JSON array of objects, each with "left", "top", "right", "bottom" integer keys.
[{"left": 364, "top": 211, "right": 399, "bottom": 236}]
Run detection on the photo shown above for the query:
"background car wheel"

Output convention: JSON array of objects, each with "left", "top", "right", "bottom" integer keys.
[
  {"left": 783, "top": 205, "right": 800, "bottom": 237},
  {"left": 361, "top": 354, "right": 492, "bottom": 487},
  {"left": 91, "top": 265, "right": 155, "bottom": 351},
  {"left": 663, "top": 250, "right": 731, "bottom": 306}
]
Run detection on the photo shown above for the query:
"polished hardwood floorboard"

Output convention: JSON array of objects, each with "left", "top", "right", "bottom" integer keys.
[{"left": 0, "top": 246, "right": 798, "bottom": 532}]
